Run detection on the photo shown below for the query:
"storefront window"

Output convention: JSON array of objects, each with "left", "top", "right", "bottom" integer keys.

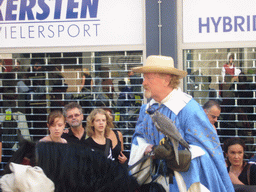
[
  {"left": 0, "top": 51, "right": 144, "bottom": 169},
  {"left": 184, "top": 48, "right": 256, "bottom": 158}
]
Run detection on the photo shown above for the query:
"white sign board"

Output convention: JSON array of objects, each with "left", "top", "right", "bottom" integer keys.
[
  {"left": 183, "top": 0, "right": 256, "bottom": 43},
  {"left": 0, "top": 0, "right": 143, "bottom": 48}
]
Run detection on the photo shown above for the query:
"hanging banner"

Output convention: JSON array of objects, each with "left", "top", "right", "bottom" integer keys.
[
  {"left": 183, "top": 0, "right": 256, "bottom": 43},
  {"left": 0, "top": 0, "right": 143, "bottom": 48}
]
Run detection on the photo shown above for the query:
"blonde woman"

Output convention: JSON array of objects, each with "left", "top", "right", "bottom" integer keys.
[{"left": 85, "top": 109, "right": 114, "bottom": 160}]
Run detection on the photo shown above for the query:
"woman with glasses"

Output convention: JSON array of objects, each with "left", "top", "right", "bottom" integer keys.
[{"left": 62, "top": 102, "right": 87, "bottom": 144}]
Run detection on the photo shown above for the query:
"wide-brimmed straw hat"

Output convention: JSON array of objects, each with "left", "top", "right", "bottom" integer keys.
[{"left": 132, "top": 55, "right": 187, "bottom": 78}]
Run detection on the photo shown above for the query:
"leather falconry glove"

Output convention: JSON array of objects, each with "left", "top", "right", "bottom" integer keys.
[{"left": 153, "top": 139, "right": 191, "bottom": 172}]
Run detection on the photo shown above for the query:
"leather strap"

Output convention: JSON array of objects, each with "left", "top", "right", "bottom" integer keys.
[
  {"left": 104, "top": 138, "right": 111, "bottom": 157},
  {"left": 128, "top": 151, "right": 154, "bottom": 172},
  {"left": 247, "top": 163, "right": 252, "bottom": 185}
]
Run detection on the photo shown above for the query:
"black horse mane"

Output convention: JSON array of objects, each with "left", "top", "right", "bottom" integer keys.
[
  {"left": 2, "top": 141, "right": 166, "bottom": 192},
  {"left": 2, "top": 141, "right": 139, "bottom": 192},
  {"left": 36, "top": 142, "right": 139, "bottom": 192}
]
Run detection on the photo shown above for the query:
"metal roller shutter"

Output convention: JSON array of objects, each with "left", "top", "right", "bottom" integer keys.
[{"left": 0, "top": 51, "right": 144, "bottom": 170}]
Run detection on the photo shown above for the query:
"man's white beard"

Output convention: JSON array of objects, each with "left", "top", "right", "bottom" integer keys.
[
  {"left": 70, "top": 121, "right": 82, "bottom": 128},
  {"left": 144, "top": 90, "right": 151, "bottom": 99}
]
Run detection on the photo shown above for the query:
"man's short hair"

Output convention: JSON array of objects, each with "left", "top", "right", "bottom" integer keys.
[
  {"left": 203, "top": 100, "right": 221, "bottom": 111},
  {"left": 63, "top": 102, "right": 83, "bottom": 117}
]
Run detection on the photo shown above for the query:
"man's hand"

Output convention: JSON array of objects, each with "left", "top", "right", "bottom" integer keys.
[
  {"left": 144, "top": 144, "right": 154, "bottom": 156},
  {"left": 153, "top": 144, "right": 174, "bottom": 159},
  {"left": 153, "top": 140, "right": 191, "bottom": 172},
  {"left": 63, "top": 129, "right": 69, "bottom": 134}
]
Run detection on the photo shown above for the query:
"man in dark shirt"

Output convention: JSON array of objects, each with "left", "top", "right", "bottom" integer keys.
[
  {"left": 62, "top": 102, "right": 87, "bottom": 144},
  {"left": 203, "top": 100, "right": 221, "bottom": 131}
]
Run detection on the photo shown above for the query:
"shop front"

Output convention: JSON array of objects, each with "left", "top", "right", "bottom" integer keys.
[
  {"left": 178, "top": 0, "right": 256, "bottom": 158},
  {"left": 0, "top": 0, "right": 145, "bottom": 169}
]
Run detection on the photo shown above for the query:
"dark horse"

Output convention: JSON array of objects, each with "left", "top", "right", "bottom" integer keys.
[{"left": 2, "top": 140, "right": 165, "bottom": 192}]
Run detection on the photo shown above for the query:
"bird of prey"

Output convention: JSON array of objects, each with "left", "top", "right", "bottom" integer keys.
[{"left": 147, "top": 106, "right": 190, "bottom": 165}]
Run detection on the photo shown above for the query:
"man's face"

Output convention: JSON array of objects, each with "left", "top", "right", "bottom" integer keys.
[
  {"left": 66, "top": 108, "right": 83, "bottom": 128},
  {"left": 142, "top": 73, "right": 166, "bottom": 100},
  {"left": 205, "top": 106, "right": 221, "bottom": 126}
]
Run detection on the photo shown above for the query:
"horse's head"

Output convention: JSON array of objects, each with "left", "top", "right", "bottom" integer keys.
[{"left": 2, "top": 139, "right": 36, "bottom": 175}]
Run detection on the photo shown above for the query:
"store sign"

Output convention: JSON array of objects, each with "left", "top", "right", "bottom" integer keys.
[
  {"left": 0, "top": 0, "right": 143, "bottom": 48},
  {"left": 183, "top": 0, "right": 256, "bottom": 43}
]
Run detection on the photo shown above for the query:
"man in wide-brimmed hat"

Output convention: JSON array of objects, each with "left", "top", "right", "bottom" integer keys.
[{"left": 128, "top": 55, "right": 234, "bottom": 192}]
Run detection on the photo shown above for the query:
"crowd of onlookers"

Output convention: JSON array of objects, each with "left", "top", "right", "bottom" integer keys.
[
  {"left": 15, "top": 102, "right": 128, "bottom": 166},
  {"left": 203, "top": 100, "right": 256, "bottom": 189},
  {"left": 0, "top": 54, "right": 255, "bottom": 191}
]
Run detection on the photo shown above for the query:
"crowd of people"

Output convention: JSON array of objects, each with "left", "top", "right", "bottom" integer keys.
[
  {"left": 0, "top": 55, "right": 255, "bottom": 192},
  {"left": 39, "top": 102, "right": 128, "bottom": 165}
]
